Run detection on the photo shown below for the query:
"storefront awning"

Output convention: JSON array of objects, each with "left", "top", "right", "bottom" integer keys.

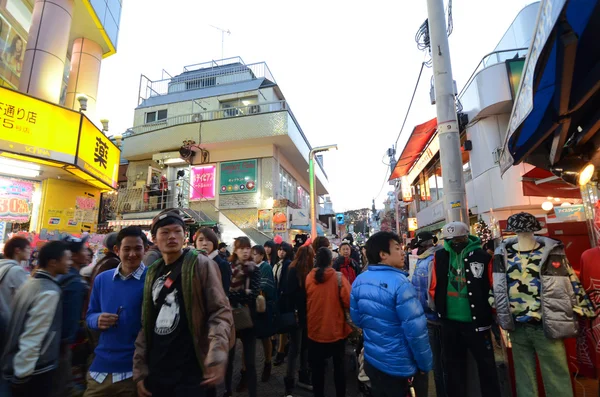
[
  {"left": 390, "top": 118, "right": 437, "bottom": 180},
  {"left": 501, "top": 0, "right": 600, "bottom": 174},
  {"left": 521, "top": 167, "right": 582, "bottom": 199},
  {"left": 290, "top": 224, "right": 324, "bottom": 236}
]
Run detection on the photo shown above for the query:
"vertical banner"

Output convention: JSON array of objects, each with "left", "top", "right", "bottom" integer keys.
[
  {"left": 257, "top": 209, "right": 273, "bottom": 232},
  {"left": 190, "top": 165, "right": 216, "bottom": 200}
]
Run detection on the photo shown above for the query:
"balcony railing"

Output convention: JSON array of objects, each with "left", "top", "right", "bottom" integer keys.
[
  {"left": 138, "top": 59, "right": 276, "bottom": 105},
  {"left": 458, "top": 47, "right": 529, "bottom": 99},
  {"left": 127, "top": 100, "right": 288, "bottom": 136},
  {"left": 114, "top": 179, "right": 193, "bottom": 214}
]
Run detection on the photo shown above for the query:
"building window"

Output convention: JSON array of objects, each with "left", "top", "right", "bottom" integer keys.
[
  {"left": 279, "top": 167, "right": 298, "bottom": 204},
  {"left": 145, "top": 109, "right": 168, "bottom": 123},
  {"left": 298, "top": 187, "right": 309, "bottom": 209},
  {"left": 412, "top": 157, "right": 444, "bottom": 213}
]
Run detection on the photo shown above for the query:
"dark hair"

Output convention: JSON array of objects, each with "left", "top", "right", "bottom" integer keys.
[
  {"left": 116, "top": 226, "right": 149, "bottom": 247},
  {"left": 3, "top": 236, "right": 30, "bottom": 259},
  {"left": 314, "top": 247, "right": 332, "bottom": 284},
  {"left": 218, "top": 242, "right": 228, "bottom": 250},
  {"left": 290, "top": 246, "right": 314, "bottom": 288},
  {"left": 151, "top": 209, "right": 186, "bottom": 237},
  {"left": 229, "top": 237, "right": 252, "bottom": 263},
  {"left": 38, "top": 241, "right": 69, "bottom": 269},
  {"left": 194, "top": 228, "right": 219, "bottom": 252},
  {"left": 365, "top": 231, "right": 401, "bottom": 264},
  {"left": 343, "top": 234, "right": 354, "bottom": 244},
  {"left": 339, "top": 242, "right": 351, "bottom": 249},
  {"left": 9, "top": 36, "right": 23, "bottom": 55},
  {"left": 278, "top": 242, "right": 294, "bottom": 262},
  {"left": 252, "top": 245, "right": 266, "bottom": 262},
  {"left": 264, "top": 240, "right": 280, "bottom": 265},
  {"left": 312, "top": 236, "right": 330, "bottom": 253}
]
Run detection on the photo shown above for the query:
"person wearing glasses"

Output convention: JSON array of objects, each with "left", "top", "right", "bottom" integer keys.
[{"left": 84, "top": 227, "right": 148, "bottom": 396}]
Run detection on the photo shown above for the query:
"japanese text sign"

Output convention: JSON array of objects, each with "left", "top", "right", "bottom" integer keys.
[
  {"left": 0, "top": 86, "right": 79, "bottom": 163},
  {"left": 190, "top": 165, "right": 216, "bottom": 200},
  {"left": 0, "top": 177, "right": 34, "bottom": 223},
  {"left": 219, "top": 160, "right": 257, "bottom": 195},
  {"left": 76, "top": 117, "right": 120, "bottom": 189}
]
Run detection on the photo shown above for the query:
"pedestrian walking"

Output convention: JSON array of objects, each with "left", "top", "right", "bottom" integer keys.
[
  {"left": 0, "top": 237, "right": 31, "bottom": 335},
  {"left": 195, "top": 228, "right": 232, "bottom": 293},
  {"left": 333, "top": 241, "right": 360, "bottom": 285},
  {"left": 305, "top": 247, "right": 352, "bottom": 397},
  {"left": 1, "top": 241, "right": 71, "bottom": 397},
  {"left": 282, "top": 245, "right": 314, "bottom": 396},
  {"left": 429, "top": 221, "right": 501, "bottom": 397},
  {"left": 251, "top": 245, "right": 278, "bottom": 382},
  {"left": 84, "top": 226, "right": 148, "bottom": 396},
  {"left": 133, "top": 209, "right": 233, "bottom": 397},
  {"left": 411, "top": 231, "right": 445, "bottom": 397},
  {"left": 264, "top": 240, "right": 279, "bottom": 266},
  {"left": 311, "top": 236, "right": 330, "bottom": 254},
  {"left": 274, "top": 242, "right": 294, "bottom": 367},
  {"left": 224, "top": 237, "right": 261, "bottom": 397},
  {"left": 351, "top": 231, "right": 432, "bottom": 397}
]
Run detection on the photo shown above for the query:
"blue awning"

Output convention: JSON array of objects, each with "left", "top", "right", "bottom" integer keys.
[
  {"left": 501, "top": 0, "right": 600, "bottom": 173},
  {"left": 290, "top": 224, "right": 324, "bottom": 236}
]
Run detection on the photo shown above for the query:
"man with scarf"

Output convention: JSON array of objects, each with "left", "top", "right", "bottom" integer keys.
[{"left": 429, "top": 222, "right": 500, "bottom": 397}]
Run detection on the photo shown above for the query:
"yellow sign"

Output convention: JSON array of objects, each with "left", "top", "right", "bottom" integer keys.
[
  {"left": 408, "top": 218, "right": 418, "bottom": 231},
  {"left": 76, "top": 117, "right": 119, "bottom": 189},
  {"left": 38, "top": 178, "right": 100, "bottom": 233},
  {"left": 0, "top": 86, "right": 80, "bottom": 163}
]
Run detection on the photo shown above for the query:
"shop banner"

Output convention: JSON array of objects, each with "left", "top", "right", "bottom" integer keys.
[
  {"left": 273, "top": 208, "right": 288, "bottom": 233},
  {"left": 554, "top": 204, "right": 586, "bottom": 222},
  {"left": 219, "top": 160, "right": 257, "bottom": 195},
  {"left": 190, "top": 165, "right": 216, "bottom": 200},
  {"left": 289, "top": 208, "right": 309, "bottom": 226},
  {"left": 76, "top": 117, "right": 120, "bottom": 189},
  {"left": 0, "top": 178, "right": 34, "bottom": 223},
  {"left": 258, "top": 209, "right": 273, "bottom": 232}
]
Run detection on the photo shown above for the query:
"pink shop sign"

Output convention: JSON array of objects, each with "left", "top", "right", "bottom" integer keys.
[{"left": 190, "top": 165, "right": 216, "bottom": 201}]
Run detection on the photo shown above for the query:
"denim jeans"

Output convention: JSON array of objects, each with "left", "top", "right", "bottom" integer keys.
[
  {"left": 428, "top": 321, "right": 446, "bottom": 397},
  {"left": 510, "top": 322, "right": 573, "bottom": 397},
  {"left": 441, "top": 319, "right": 501, "bottom": 397}
]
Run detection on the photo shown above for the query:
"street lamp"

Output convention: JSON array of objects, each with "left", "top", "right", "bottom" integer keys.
[
  {"left": 309, "top": 144, "right": 337, "bottom": 239},
  {"left": 77, "top": 95, "right": 88, "bottom": 112}
]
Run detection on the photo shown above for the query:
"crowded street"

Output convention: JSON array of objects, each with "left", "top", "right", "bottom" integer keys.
[{"left": 1, "top": 0, "right": 600, "bottom": 396}]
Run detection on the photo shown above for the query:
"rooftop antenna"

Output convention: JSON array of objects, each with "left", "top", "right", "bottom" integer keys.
[{"left": 209, "top": 24, "right": 231, "bottom": 61}]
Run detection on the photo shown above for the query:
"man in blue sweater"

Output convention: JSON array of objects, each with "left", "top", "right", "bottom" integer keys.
[{"left": 84, "top": 226, "right": 148, "bottom": 396}]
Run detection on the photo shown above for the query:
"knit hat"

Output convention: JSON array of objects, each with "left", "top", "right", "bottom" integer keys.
[
  {"left": 441, "top": 221, "right": 470, "bottom": 240},
  {"left": 151, "top": 208, "right": 186, "bottom": 235},
  {"left": 506, "top": 212, "right": 542, "bottom": 233},
  {"left": 416, "top": 231, "right": 438, "bottom": 246}
]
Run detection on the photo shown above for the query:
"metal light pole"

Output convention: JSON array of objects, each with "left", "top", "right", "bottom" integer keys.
[
  {"left": 426, "top": 0, "right": 468, "bottom": 223},
  {"left": 309, "top": 145, "right": 338, "bottom": 239}
]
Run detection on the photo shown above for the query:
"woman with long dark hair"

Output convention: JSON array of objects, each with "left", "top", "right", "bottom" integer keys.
[
  {"left": 273, "top": 242, "right": 294, "bottom": 366},
  {"left": 224, "top": 237, "right": 261, "bottom": 397},
  {"left": 263, "top": 240, "right": 279, "bottom": 266},
  {"left": 251, "top": 245, "right": 278, "bottom": 382},
  {"left": 306, "top": 247, "right": 352, "bottom": 397},
  {"left": 283, "top": 245, "right": 315, "bottom": 395}
]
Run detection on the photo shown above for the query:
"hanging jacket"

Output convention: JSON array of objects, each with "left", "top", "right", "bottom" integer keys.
[
  {"left": 351, "top": 265, "right": 432, "bottom": 377},
  {"left": 430, "top": 235, "right": 494, "bottom": 331},
  {"left": 411, "top": 246, "right": 442, "bottom": 323},
  {"left": 333, "top": 256, "right": 360, "bottom": 285},
  {"left": 493, "top": 236, "right": 595, "bottom": 339}
]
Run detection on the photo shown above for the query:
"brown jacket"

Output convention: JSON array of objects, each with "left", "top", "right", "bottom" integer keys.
[{"left": 132, "top": 249, "right": 234, "bottom": 383}]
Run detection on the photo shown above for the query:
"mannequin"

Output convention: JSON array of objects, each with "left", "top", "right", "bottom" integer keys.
[{"left": 493, "top": 212, "right": 595, "bottom": 397}]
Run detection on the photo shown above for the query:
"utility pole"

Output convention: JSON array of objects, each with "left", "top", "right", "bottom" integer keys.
[
  {"left": 309, "top": 145, "right": 337, "bottom": 239},
  {"left": 209, "top": 25, "right": 231, "bottom": 60},
  {"left": 426, "top": 0, "right": 468, "bottom": 223}
]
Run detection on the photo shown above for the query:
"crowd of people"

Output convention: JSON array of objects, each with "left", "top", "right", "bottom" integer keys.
[{"left": 0, "top": 208, "right": 595, "bottom": 397}]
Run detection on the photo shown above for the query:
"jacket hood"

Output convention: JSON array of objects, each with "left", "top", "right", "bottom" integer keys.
[
  {"left": 443, "top": 234, "right": 481, "bottom": 255},
  {"left": 317, "top": 267, "right": 336, "bottom": 281},
  {"left": 496, "top": 236, "right": 562, "bottom": 266},
  {"left": 0, "top": 259, "right": 20, "bottom": 268},
  {"left": 417, "top": 245, "right": 443, "bottom": 259}
]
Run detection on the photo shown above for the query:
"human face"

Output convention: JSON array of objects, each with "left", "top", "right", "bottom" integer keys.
[
  {"left": 340, "top": 245, "right": 351, "bottom": 258},
  {"left": 278, "top": 248, "right": 286, "bottom": 259},
  {"left": 252, "top": 250, "right": 265, "bottom": 264},
  {"left": 15, "top": 39, "right": 22, "bottom": 53},
  {"left": 116, "top": 236, "right": 145, "bottom": 270},
  {"left": 381, "top": 239, "right": 405, "bottom": 269},
  {"left": 156, "top": 224, "right": 185, "bottom": 254},
  {"left": 265, "top": 246, "right": 272, "bottom": 255},
  {"left": 196, "top": 234, "right": 215, "bottom": 253},
  {"left": 236, "top": 247, "right": 251, "bottom": 262},
  {"left": 53, "top": 250, "right": 72, "bottom": 275},
  {"left": 72, "top": 245, "right": 91, "bottom": 266}
]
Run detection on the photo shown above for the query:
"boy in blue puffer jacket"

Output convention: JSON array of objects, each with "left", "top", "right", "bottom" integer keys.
[
  {"left": 411, "top": 231, "right": 445, "bottom": 397},
  {"left": 350, "top": 231, "right": 432, "bottom": 397}
]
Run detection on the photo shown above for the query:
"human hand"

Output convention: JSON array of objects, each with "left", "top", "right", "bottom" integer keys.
[
  {"left": 200, "top": 362, "right": 226, "bottom": 387},
  {"left": 137, "top": 380, "right": 152, "bottom": 397},
  {"left": 97, "top": 313, "right": 119, "bottom": 330}
]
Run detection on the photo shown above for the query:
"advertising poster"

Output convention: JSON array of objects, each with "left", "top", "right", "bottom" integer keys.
[
  {"left": 220, "top": 160, "right": 257, "bottom": 195},
  {"left": 0, "top": 178, "right": 34, "bottom": 223},
  {"left": 554, "top": 204, "right": 585, "bottom": 222},
  {"left": 190, "top": 165, "right": 216, "bottom": 200},
  {"left": 257, "top": 209, "right": 273, "bottom": 232},
  {"left": 40, "top": 179, "right": 100, "bottom": 233},
  {"left": 273, "top": 208, "right": 288, "bottom": 233},
  {"left": 0, "top": 14, "right": 26, "bottom": 86}
]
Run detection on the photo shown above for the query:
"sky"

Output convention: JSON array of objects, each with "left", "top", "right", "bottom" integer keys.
[{"left": 96, "top": 0, "right": 537, "bottom": 212}]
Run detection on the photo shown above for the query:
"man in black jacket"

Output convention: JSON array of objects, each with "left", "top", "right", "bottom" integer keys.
[{"left": 429, "top": 221, "right": 500, "bottom": 397}]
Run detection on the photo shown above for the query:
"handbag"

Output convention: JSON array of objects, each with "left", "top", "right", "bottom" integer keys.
[
  {"left": 233, "top": 305, "right": 253, "bottom": 331},
  {"left": 256, "top": 291, "right": 267, "bottom": 314}
]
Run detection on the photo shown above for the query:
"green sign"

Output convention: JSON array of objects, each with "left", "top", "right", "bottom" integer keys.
[
  {"left": 219, "top": 160, "right": 258, "bottom": 195},
  {"left": 506, "top": 58, "right": 525, "bottom": 100}
]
